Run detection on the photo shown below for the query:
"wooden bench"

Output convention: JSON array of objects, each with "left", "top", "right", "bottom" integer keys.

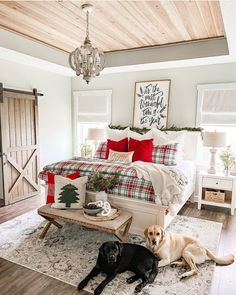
[{"left": 38, "top": 205, "right": 133, "bottom": 242}]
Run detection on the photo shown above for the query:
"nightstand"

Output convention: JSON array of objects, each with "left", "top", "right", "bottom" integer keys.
[{"left": 198, "top": 171, "right": 236, "bottom": 215}]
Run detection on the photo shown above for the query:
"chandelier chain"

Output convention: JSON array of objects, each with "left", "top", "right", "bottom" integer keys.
[{"left": 86, "top": 11, "right": 89, "bottom": 40}]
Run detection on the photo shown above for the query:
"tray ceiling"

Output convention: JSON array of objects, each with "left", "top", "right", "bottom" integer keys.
[{"left": 0, "top": 1, "right": 225, "bottom": 53}]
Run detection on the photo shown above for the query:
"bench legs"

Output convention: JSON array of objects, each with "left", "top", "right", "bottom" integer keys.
[
  {"left": 39, "top": 216, "right": 63, "bottom": 239},
  {"left": 38, "top": 214, "right": 132, "bottom": 242},
  {"left": 114, "top": 217, "right": 132, "bottom": 242}
]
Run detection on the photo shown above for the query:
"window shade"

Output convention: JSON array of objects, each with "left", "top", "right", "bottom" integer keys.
[
  {"left": 201, "top": 88, "right": 236, "bottom": 125},
  {"left": 74, "top": 90, "right": 112, "bottom": 123}
]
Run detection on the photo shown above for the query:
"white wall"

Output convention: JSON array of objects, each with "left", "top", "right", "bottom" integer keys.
[
  {"left": 0, "top": 59, "right": 72, "bottom": 169},
  {"left": 72, "top": 62, "right": 236, "bottom": 127}
]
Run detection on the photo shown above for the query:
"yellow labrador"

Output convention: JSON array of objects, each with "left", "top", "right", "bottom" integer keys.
[{"left": 144, "top": 224, "right": 234, "bottom": 279}]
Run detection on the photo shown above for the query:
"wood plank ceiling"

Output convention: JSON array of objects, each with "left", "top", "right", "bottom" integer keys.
[{"left": 0, "top": 1, "right": 225, "bottom": 53}]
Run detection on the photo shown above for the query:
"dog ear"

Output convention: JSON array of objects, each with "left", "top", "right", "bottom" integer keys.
[
  {"left": 161, "top": 228, "right": 166, "bottom": 240},
  {"left": 98, "top": 243, "right": 105, "bottom": 258},
  {"left": 144, "top": 228, "right": 148, "bottom": 238},
  {"left": 115, "top": 241, "right": 123, "bottom": 257}
]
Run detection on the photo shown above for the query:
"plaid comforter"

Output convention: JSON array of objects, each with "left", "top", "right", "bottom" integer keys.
[{"left": 39, "top": 157, "right": 187, "bottom": 204}]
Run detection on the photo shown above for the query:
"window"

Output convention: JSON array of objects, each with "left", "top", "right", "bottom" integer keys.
[
  {"left": 73, "top": 90, "right": 112, "bottom": 155},
  {"left": 196, "top": 83, "right": 236, "bottom": 168}
]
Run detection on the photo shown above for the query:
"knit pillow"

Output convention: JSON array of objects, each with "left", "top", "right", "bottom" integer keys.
[
  {"left": 94, "top": 142, "right": 107, "bottom": 159},
  {"left": 108, "top": 149, "right": 134, "bottom": 163},
  {"left": 152, "top": 143, "right": 179, "bottom": 166},
  {"left": 51, "top": 175, "right": 88, "bottom": 209},
  {"left": 46, "top": 172, "right": 80, "bottom": 204}
]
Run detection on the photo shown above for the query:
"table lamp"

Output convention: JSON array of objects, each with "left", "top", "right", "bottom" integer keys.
[
  {"left": 87, "top": 128, "right": 105, "bottom": 150},
  {"left": 203, "top": 131, "right": 226, "bottom": 174}
]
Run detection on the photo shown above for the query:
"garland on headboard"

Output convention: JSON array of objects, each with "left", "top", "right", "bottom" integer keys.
[{"left": 109, "top": 124, "right": 203, "bottom": 135}]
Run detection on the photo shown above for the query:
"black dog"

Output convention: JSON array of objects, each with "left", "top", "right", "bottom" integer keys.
[{"left": 78, "top": 241, "right": 159, "bottom": 295}]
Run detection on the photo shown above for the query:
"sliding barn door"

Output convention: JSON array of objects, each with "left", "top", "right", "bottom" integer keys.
[{"left": 0, "top": 91, "right": 40, "bottom": 205}]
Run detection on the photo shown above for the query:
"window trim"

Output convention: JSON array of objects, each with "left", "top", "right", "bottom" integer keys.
[{"left": 72, "top": 90, "right": 112, "bottom": 156}]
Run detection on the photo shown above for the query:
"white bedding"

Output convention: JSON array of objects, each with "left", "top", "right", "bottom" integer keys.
[
  {"left": 176, "top": 160, "right": 195, "bottom": 186},
  {"left": 130, "top": 161, "right": 190, "bottom": 214}
]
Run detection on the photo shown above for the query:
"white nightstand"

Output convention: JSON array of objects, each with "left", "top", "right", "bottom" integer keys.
[{"left": 198, "top": 171, "right": 236, "bottom": 215}]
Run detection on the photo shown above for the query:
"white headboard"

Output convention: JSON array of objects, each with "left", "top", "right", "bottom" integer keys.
[{"left": 168, "top": 131, "right": 202, "bottom": 164}]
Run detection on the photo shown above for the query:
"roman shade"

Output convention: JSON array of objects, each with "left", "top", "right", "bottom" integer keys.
[
  {"left": 200, "top": 88, "right": 236, "bottom": 125},
  {"left": 74, "top": 90, "right": 112, "bottom": 123}
]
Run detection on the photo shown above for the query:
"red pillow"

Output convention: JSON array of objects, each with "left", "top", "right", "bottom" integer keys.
[
  {"left": 129, "top": 138, "right": 153, "bottom": 162},
  {"left": 105, "top": 137, "right": 128, "bottom": 159},
  {"left": 46, "top": 172, "right": 80, "bottom": 204}
]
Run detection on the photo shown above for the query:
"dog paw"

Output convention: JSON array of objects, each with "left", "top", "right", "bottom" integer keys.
[
  {"left": 126, "top": 277, "right": 133, "bottom": 284},
  {"left": 179, "top": 274, "right": 188, "bottom": 280},
  {"left": 134, "top": 285, "right": 142, "bottom": 293},
  {"left": 170, "top": 263, "right": 177, "bottom": 268},
  {"left": 94, "top": 286, "right": 103, "bottom": 295},
  {"left": 77, "top": 281, "right": 87, "bottom": 290}
]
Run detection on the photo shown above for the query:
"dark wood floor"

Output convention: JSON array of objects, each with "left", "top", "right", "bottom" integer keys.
[{"left": 0, "top": 195, "right": 235, "bottom": 294}]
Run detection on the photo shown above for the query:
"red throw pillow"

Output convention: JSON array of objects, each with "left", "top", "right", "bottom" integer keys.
[
  {"left": 129, "top": 138, "right": 153, "bottom": 162},
  {"left": 105, "top": 137, "right": 128, "bottom": 159},
  {"left": 46, "top": 171, "right": 80, "bottom": 204}
]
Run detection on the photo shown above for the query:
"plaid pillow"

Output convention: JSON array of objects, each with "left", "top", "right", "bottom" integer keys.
[
  {"left": 152, "top": 143, "right": 179, "bottom": 166},
  {"left": 94, "top": 142, "right": 107, "bottom": 159}
]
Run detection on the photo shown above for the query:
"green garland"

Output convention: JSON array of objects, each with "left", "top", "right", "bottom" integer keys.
[{"left": 109, "top": 124, "right": 203, "bottom": 135}]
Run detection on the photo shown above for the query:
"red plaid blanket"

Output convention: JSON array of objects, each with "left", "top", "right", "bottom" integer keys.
[{"left": 39, "top": 157, "right": 187, "bottom": 204}]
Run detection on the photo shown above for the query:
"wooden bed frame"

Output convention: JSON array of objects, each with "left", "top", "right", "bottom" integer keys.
[
  {"left": 41, "top": 132, "right": 201, "bottom": 236},
  {"left": 108, "top": 131, "right": 201, "bottom": 235}
]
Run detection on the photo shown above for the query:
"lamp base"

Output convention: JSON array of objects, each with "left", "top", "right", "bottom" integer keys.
[
  {"left": 207, "top": 167, "right": 216, "bottom": 174},
  {"left": 207, "top": 147, "right": 217, "bottom": 174}
]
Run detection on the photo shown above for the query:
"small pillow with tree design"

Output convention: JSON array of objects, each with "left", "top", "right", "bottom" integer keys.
[{"left": 52, "top": 175, "right": 88, "bottom": 209}]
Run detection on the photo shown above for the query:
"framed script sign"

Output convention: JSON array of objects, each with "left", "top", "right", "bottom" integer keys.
[{"left": 133, "top": 80, "right": 171, "bottom": 129}]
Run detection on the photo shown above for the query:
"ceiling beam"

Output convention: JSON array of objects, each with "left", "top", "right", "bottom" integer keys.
[
  {"left": 104, "top": 38, "right": 229, "bottom": 68},
  {"left": 0, "top": 25, "right": 234, "bottom": 77}
]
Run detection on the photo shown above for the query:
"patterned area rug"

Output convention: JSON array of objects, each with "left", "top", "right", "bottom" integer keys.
[{"left": 0, "top": 210, "right": 222, "bottom": 295}]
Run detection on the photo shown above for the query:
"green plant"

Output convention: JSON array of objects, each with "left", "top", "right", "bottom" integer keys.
[
  {"left": 219, "top": 146, "right": 236, "bottom": 170},
  {"left": 80, "top": 143, "right": 93, "bottom": 157},
  {"left": 86, "top": 170, "right": 120, "bottom": 192}
]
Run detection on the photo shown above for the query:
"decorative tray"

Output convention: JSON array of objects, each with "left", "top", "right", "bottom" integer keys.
[{"left": 83, "top": 206, "right": 121, "bottom": 221}]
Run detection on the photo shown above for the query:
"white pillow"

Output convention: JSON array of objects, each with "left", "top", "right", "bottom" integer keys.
[
  {"left": 52, "top": 175, "right": 88, "bottom": 209},
  {"left": 152, "top": 129, "right": 186, "bottom": 160},
  {"left": 108, "top": 149, "right": 134, "bottom": 163},
  {"left": 128, "top": 129, "right": 154, "bottom": 140},
  {"left": 106, "top": 126, "right": 129, "bottom": 141},
  {"left": 152, "top": 129, "right": 186, "bottom": 146}
]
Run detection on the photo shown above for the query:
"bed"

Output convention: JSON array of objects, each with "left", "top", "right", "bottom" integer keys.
[{"left": 39, "top": 131, "right": 201, "bottom": 235}]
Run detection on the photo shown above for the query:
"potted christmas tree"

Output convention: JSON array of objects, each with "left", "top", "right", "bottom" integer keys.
[{"left": 86, "top": 170, "right": 120, "bottom": 202}]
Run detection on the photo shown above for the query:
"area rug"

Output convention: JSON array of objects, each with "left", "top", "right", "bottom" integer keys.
[{"left": 0, "top": 210, "right": 222, "bottom": 295}]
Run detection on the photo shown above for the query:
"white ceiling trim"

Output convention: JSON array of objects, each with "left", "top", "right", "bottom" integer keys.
[
  {"left": 0, "top": 45, "right": 73, "bottom": 76},
  {"left": 102, "top": 55, "right": 235, "bottom": 75}
]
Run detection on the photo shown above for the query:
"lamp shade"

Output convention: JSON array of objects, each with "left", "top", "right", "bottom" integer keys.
[
  {"left": 87, "top": 128, "right": 105, "bottom": 141},
  {"left": 203, "top": 131, "right": 226, "bottom": 148}
]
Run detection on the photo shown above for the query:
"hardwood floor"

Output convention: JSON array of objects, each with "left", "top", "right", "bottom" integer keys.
[
  {"left": 0, "top": 196, "right": 235, "bottom": 294},
  {"left": 0, "top": 198, "right": 4, "bottom": 207}
]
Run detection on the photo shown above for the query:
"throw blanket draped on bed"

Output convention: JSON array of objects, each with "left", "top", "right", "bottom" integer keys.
[
  {"left": 130, "top": 161, "right": 186, "bottom": 214},
  {"left": 39, "top": 157, "right": 187, "bottom": 212}
]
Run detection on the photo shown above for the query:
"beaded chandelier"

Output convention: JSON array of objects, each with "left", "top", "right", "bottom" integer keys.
[{"left": 69, "top": 4, "right": 105, "bottom": 84}]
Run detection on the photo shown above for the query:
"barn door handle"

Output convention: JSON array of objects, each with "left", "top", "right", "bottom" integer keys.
[{"left": 1, "top": 153, "right": 7, "bottom": 165}]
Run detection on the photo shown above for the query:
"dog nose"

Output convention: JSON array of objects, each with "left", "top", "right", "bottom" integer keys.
[
  {"left": 110, "top": 255, "right": 115, "bottom": 261},
  {"left": 152, "top": 239, "right": 157, "bottom": 245}
]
